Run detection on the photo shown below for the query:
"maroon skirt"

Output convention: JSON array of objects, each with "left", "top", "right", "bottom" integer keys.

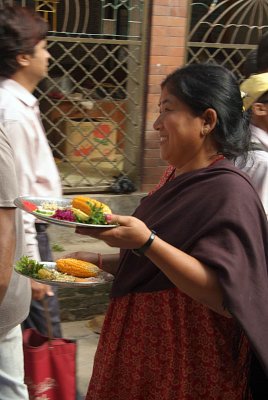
[{"left": 86, "top": 288, "right": 249, "bottom": 400}]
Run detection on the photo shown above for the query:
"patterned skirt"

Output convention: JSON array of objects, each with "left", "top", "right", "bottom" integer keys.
[{"left": 86, "top": 288, "right": 249, "bottom": 400}]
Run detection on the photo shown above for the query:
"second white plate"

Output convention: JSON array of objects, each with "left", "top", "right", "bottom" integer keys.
[{"left": 14, "top": 261, "right": 114, "bottom": 287}]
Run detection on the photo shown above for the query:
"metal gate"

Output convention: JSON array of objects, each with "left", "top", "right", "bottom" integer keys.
[
  {"left": 186, "top": 0, "right": 268, "bottom": 80},
  {"left": 2, "top": 0, "right": 149, "bottom": 193}
]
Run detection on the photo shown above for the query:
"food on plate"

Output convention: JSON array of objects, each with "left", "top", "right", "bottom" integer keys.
[
  {"left": 22, "top": 200, "right": 37, "bottom": 212},
  {"left": 71, "top": 207, "right": 90, "bottom": 222},
  {"left": 37, "top": 266, "right": 76, "bottom": 282},
  {"left": 15, "top": 256, "right": 45, "bottom": 278},
  {"left": 72, "top": 196, "right": 111, "bottom": 215},
  {"left": 21, "top": 196, "right": 112, "bottom": 225},
  {"left": 40, "top": 202, "right": 61, "bottom": 211},
  {"left": 70, "top": 196, "right": 112, "bottom": 224},
  {"left": 52, "top": 209, "right": 76, "bottom": 222},
  {"left": 56, "top": 258, "right": 100, "bottom": 278},
  {"left": 14, "top": 255, "right": 101, "bottom": 283},
  {"left": 35, "top": 208, "right": 55, "bottom": 216}
]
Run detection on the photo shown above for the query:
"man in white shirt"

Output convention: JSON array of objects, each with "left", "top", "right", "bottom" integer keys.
[
  {"left": 240, "top": 73, "right": 268, "bottom": 217},
  {"left": 0, "top": 6, "right": 62, "bottom": 338},
  {"left": 0, "top": 123, "right": 31, "bottom": 399}
]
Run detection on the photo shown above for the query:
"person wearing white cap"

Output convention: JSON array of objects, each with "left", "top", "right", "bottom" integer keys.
[{"left": 238, "top": 72, "right": 268, "bottom": 218}]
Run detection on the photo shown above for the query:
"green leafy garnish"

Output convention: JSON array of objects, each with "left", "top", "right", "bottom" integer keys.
[
  {"left": 15, "top": 256, "right": 45, "bottom": 278},
  {"left": 52, "top": 243, "right": 65, "bottom": 252},
  {"left": 88, "top": 203, "right": 106, "bottom": 225}
]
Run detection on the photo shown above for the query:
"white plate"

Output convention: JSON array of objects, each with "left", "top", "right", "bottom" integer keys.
[
  {"left": 14, "top": 196, "right": 117, "bottom": 229},
  {"left": 14, "top": 261, "right": 114, "bottom": 288}
]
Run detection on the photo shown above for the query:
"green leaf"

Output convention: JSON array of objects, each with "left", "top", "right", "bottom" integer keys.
[
  {"left": 88, "top": 204, "right": 106, "bottom": 225},
  {"left": 15, "top": 256, "right": 45, "bottom": 278},
  {"left": 52, "top": 243, "right": 65, "bottom": 252}
]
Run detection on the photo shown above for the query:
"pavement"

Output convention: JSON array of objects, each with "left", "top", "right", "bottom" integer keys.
[{"left": 61, "top": 319, "right": 100, "bottom": 399}]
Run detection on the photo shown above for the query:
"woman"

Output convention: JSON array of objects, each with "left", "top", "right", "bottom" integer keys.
[{"left": 74, "top": 64, "right": 268, "bottom": 399}]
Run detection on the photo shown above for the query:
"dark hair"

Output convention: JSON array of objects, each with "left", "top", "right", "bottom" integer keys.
[
  {"left": 257, "top": 32, "right": 268, "bottom": 73},
  {"left": 243, "top": 49, "right": 257, "bottom": 78},
  {"left": 258, "top": 91, "right": 268, "bottom": 104},
  {"left": 161, "top": 63, "right": 251, "bottom": 161},
  {"left": 0, "top": 5, "right": 48, "bottom": 77}
]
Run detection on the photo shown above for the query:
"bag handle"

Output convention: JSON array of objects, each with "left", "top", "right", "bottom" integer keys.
[{"left": 42, "top": 297, "right": 54, "bottom": 343}]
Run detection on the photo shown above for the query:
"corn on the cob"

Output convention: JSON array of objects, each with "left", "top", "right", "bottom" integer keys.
[
  {"left": 56, "top": 258, "right": 100, "bottom": 278},
  {"left": 71, "top": 196, "right": 111, "bottom": 216}
]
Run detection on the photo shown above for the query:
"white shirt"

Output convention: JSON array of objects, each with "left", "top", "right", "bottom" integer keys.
[
  {"left": 0, "top": 124, "right": 31, "bottom": 335},
  {"left": 0, "top": 78, "right": 62, "bottom": 260},
  {"left": 239, "top": 124, "right": 268, "bottom": 217}
]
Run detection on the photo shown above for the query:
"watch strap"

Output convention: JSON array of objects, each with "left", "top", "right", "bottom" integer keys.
[{"left": 132, "top": 230, "right": 156, "bottom": 257}]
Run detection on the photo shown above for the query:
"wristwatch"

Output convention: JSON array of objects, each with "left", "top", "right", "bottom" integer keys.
[{"left": 132, "top": 230, "right": 156, "bottom": 257}]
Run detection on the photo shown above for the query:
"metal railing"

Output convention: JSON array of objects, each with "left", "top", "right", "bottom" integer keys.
[
  {"left": 2, "top": 0, "right": 149, "bottom": 193},
  {"left": 186, "top": 0, "right": 268, "bottom": 81}
]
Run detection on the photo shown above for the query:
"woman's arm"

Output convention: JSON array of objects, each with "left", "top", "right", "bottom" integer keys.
[
  {"left": 146, "top": 235, "right": 230, "bottom": 317},
  {"left": 60, "top": 251, "right": 120, "bottom": 276},
  {"left": 76, "top": 215, "right": 230, "bottom": 317}
]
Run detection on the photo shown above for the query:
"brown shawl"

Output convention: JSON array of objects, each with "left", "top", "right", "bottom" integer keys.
[{"left": 111, "top": 159, "right": 268, "bottom": 377}]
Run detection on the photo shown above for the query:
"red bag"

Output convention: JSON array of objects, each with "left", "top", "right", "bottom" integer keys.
[{"left": 23, "top": 302, "right": 77, "bottom": 400}]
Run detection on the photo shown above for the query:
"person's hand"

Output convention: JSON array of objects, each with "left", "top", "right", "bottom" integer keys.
[
  {"left": 58, "top": 251, "right": 120, "bottom": 276},
  {"left": 31, "top": 280, "right": 54, "bottom": 301},
  {"left": 75, "top": 214, "right": 152, "bottom": 250}
]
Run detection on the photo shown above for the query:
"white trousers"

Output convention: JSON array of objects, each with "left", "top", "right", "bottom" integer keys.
[{"left": 0, "top": 325, "right": 29, "bottom": 400}]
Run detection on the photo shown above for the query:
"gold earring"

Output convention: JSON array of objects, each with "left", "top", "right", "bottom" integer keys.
[{"left": 202, "top": 128, "right": 209, "bottom": 136}]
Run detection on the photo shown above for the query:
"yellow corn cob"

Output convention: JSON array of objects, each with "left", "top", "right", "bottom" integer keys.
[
  {"left": 71, "top": 196, "right": 111, "bottom": 216},
  {"left": 56, "top": 258, "right": 100, "bottom": 278}
]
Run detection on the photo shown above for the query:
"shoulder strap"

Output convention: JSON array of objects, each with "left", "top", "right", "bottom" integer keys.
[{"left": 250, "top": 142, "right": 268, "bottom": 152}]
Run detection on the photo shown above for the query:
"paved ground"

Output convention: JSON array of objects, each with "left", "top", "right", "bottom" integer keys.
[{"left": 61, "top": 319, "right": 100, "bottom": 399}]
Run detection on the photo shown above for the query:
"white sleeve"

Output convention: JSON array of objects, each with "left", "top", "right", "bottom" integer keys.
[
  {"left": 242, "top": 154, "right": 268, "bottom": 217},
  {"left": 22, "top": 211, "right": 41, "bottom": 261},
  {"left": 5, "top": 120, "right": 41, "bottom": 260}
]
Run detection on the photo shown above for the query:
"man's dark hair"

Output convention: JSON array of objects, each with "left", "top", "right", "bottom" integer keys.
[
  {"left": 0, "top": 5, "right": 48, "bottom": 78},
  {"left": 258, "top": 91, "right": 268, "bottom": 104},
  {"left": 257, "top": 32, "right": 268, "bottom": 73}
]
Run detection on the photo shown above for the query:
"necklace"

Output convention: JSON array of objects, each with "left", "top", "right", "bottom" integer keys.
[
  {"left": 166, "top": 155, "right": 225, "bottom": 182},
  {"left": 208, "top": 155, "right": 225, "bottom": 167}
]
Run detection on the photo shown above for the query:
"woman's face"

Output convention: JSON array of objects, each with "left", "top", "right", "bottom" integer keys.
[{"left": 153, "top": 86, "right": 213, "bottom": 173}]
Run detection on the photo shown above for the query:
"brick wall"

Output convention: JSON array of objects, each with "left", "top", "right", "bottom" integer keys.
[{"left": 141, "top": 0, "right": 188, "bottom": 192}]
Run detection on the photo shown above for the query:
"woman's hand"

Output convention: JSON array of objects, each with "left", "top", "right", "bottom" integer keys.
[
  {"left": 75, "top": 214, "right": 152, "bottom": 250},
  {"left": 31, "top": 280, "right": 54, "bottom": 301},
  {"left": 58, "top": 251, "right": 120, "bottom": 276}
]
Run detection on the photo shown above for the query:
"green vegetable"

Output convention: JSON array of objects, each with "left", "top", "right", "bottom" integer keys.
[
  {"left": 52, "top": 243, "right": 65, "bottom": 252},
  {"left": 35, "top": 209, "right": 55, "bottom": 216},
  {"left": 15, "top": 256, "right": 45, "bottom": 278},
  {"left": 88, "top": 204, "right": 106, "bottom": 225}
]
